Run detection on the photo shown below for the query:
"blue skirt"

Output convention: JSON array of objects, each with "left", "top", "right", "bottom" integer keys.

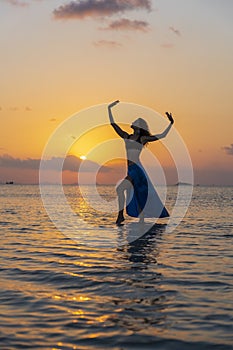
[{"left": 126, "top": 162, "right": 169, "bottom": 218}]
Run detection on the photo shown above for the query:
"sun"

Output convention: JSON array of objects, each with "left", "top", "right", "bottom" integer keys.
[{"left": 80, "top": 155, "right": 87, "bottom": 160}]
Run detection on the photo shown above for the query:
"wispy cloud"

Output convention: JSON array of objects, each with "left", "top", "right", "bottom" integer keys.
[
  {"left": 4, "top": 0, "right": 28, "bottom": 6},
  {"left": 93, "top": 40, "right": 122, "bottom": 48},
  {"left": 4, "top": 0, "right": 43, "bottom": 6},
  {"left": 49, "top": 118, "right": 57, "bottom": 122},
  {"left": 53, "top": 0, "right": 152, "bottom": 20},
  {"left": 222, "top": 144, "right": 233, "bottom": 156},
  {"left": 5, "top": 106, "right": 32, "bottom": 112},
  {"left": 161, "top": 43, "right": 174, "bottom": 49},
  {"left": 169, "top": 26, "right": 181, "bottom": 36},
  {"left": 101, "top": 18, "right": 150, "bottom": 32}
]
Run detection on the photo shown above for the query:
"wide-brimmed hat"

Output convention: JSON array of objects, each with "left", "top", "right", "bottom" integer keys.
[{"left": 131, "top": 118, "right": 149, "bottom": 131}]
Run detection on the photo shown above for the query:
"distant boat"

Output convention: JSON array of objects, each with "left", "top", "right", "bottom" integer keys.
[{"left": 5, "top": 181, "right": 14, "bottom": 185}]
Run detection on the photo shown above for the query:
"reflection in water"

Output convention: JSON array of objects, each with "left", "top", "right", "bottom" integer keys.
[
  {"left": 117, "top": 222, "right": 166, "bottom": 264},
  {"left": 108, "top": 223, "right": 169, "bottom": 336},
  {"left": 127, "top": 223, "right": 166, "bottom": 264}
]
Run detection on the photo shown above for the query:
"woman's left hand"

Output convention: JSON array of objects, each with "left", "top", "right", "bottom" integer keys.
[{"left": 165, "top": 112, "right": 174, "bottom": 124}]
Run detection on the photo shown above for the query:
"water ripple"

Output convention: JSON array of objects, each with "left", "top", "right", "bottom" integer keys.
[{"left": 0, "top": 185, "right": 232, "bottom": 349}]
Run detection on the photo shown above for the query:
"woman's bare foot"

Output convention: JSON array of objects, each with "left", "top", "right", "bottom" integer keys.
[{"left": 116, "top": 214, "right": 125, "bottom": 226}]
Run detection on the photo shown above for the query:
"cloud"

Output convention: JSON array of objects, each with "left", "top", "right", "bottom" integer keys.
[
  {"left": 0, "top": 154, "right": 40, "bottom": 169},
  {"left": 0, "top": 154, "right": 111, "bottom": 172},
  {"left": 63, "top": 155, "right": 111, "bottom": 172},
  {"left": 53, "top": 0, "right": 152, "bottom": 20},
  {"left": 93, "top": 40, "right": 122, "bottom": 48},
  {"left": 49, "top": 118, "right": 57, "bottom": 122},
  {"left": 4, "top": 0, "right": 28, "bottom": 6},
  {"left": 169, "top": 26, "right": 181, "bottom": 36},
  {"left": 101, "top": 18, "right": 150, "bottom": 32},
  {"left": 161, "top": 43, "right": 174, "bottom": 49},
  {"left": 25, "top": 106, "right": 32, "bottom": 111},
  {"left": 222, "top": 144, "right": 233, "bottom": 156},
  {"left": 4, "top": 0, "right": 43, "bottom": 6}
]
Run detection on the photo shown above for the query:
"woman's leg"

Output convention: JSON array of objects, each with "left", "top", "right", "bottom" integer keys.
[
  {"left": 139, "top": 211, "right": 145, "bottom": 224},
  {"left": 116, "top": 176, "right": 132, "bottom": 225}
]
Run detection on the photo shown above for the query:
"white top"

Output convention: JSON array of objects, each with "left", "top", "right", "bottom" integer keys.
[{"left": 124, "top": 138, "right": 143, "bottom": 164}]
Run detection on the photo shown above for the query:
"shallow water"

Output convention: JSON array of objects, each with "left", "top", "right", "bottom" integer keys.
[{"left": 0, "top": 185, "right": 232, "bottom": 349}]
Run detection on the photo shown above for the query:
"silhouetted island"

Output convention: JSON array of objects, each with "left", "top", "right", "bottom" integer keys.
[{"left": 175, "top": 182, "right": 192, "bottom": 186}]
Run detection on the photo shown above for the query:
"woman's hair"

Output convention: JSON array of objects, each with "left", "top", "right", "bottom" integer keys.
[{"left": 131, "top": 118, "right": 151, "bottom": 145}]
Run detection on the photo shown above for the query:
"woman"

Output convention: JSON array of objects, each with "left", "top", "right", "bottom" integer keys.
[{"left": 108, "top": 100, "right": 174, "bottom": 225}]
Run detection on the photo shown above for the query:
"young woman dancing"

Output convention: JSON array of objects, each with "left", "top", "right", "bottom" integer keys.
[{"left": 108, "top": 100, "right": 174, "bottom": 226}]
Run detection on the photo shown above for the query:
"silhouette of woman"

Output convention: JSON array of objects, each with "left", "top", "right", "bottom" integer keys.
[{"left": 108, "top": 100, "right": 174, "bottom": 225}]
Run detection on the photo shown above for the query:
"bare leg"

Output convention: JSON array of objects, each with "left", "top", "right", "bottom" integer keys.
[
  {"left": 116, "top": 177, "right": 132, "bottom": 225},
  {"left": 139, "top": 211, "right": 144, "bottom": 224}
]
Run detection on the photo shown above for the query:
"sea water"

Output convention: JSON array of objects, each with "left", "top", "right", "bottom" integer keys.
[{"left": 0, "top": 185, "right": 232, "bottom": 349}]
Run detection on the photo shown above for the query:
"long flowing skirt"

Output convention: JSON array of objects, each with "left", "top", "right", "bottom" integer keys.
[{"left": 126, "top": 162, "right": 169, "bottom": 218}]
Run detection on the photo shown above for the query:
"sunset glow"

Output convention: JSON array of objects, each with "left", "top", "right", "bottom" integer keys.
[{"left": 0, "top": 0, "right": 232, "bottom": 185}]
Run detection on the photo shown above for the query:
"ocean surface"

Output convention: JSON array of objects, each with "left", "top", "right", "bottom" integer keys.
[{"left": 0, "top": 185, "right": 232, "bottom": 350}]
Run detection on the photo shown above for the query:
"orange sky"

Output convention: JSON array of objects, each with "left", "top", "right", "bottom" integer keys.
[{"left": 0, "top": 0, "right": 233, "bottom": 185}]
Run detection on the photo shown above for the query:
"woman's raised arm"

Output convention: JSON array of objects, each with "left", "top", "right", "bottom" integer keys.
[
  {"left": 141, "top": 112, "right": 174, "bottom": 143},
  {"left": 108, "top": 100, "right": 129, "bottom": 139}
]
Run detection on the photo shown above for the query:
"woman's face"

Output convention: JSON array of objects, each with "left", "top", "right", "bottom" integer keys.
[
  {"left": 131, "top": 125, "right": 140, "bottom": 134},
  {"left": 131, "top": 119, "right": 140, "bottom": 130}
]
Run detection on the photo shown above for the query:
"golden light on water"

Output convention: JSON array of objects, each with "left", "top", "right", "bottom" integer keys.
[{"left": 52, "top": 294, "right": 91, "bottom": 302}]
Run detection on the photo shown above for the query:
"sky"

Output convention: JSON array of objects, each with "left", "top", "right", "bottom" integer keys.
[{"left": 0, "top": 0, "right": 233, "bottom": 185}]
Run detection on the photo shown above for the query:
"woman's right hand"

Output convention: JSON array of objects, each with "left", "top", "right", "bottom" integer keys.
[{"left": 108, "top": 100, "right": 120, "bottom": 109}]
